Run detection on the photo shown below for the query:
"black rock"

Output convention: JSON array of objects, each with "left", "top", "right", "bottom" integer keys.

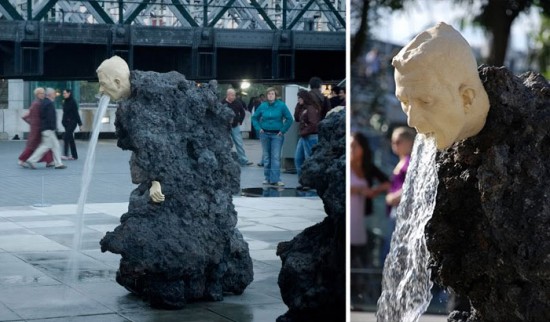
[
  {"left": 427, "top": 66, "right": 550, "bottom": 322},
  {"left": 276, "top": 110, "right": 346, "bottom": 322},
  {"left": 100, "top": 70, "right": 253, "bottom": 309}
]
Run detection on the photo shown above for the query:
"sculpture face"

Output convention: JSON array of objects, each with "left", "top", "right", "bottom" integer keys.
[
  {"left": 96, "top": 56, "right": 131, "bottom": 101},
  {"left": 392, "top": 22, "right": 490, "bottom": 150},
  {"left": 395, "top": 70, "right": 466, "bottom": 150}
]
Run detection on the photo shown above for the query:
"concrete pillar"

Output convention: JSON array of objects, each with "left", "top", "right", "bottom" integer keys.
[{"left": 7, "top": 80, "right": 25, "bottom": 110}]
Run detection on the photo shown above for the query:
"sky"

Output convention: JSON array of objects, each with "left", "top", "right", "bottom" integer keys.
[{"left": 369, "top": 0, "right": 542, "bottom": 53}]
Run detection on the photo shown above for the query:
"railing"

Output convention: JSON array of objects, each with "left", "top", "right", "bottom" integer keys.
[{"left": 0, "top": 0, "right": 345, "bottom": 31}]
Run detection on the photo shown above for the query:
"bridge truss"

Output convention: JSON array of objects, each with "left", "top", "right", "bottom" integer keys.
[{"left": 0, "top": 0, "right": 345, "bottom": 81}]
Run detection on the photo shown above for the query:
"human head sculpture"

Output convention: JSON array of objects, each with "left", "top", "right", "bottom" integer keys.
[
  {"left": 392, "top": 22, "right": 490, "bottom": 150},
  {"left": 96, "top": 55, "right": 131, "bottom": 101}
]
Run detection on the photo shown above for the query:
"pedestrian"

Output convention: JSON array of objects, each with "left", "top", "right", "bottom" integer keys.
[
  {"left": 61, "top": 89, "right": 82, "bottom": 160},
  {"left": 329, "top": 85, "right": 343, "bottom": 108},
  {"left": 381, "top": 126, "right": 415, "bottom": 264},
  {"left": 294, "top": 90, "right": 321, "bottom": 189},
  {"left": 338, "top": 86, "right": 346, "bottom": 108},
  {"left": 25, "top": 88, "right": 67, "bottom": 169},
  {"left": 18, "top": 87, "right": 54, "bottom": 167},
  {"left": 222, "top": 88, "right": 253, "bottom": 166},
  {"left": 252, "top": 87, "right": 293, "bottom": 186},
  {"left": 308, "top": 76, "right": 331, "bottom": 119},
  {"left": 350, "top": 132, "right": 389, "bottom": 268}
]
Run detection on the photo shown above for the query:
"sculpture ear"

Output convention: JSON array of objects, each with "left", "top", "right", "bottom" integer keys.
[{"left": 460, "top": 85, "right": 475, "bottom": 112}]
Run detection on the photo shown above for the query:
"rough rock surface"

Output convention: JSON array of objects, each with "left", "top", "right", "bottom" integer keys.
[
  {"left": 427, "top": 66, "right": 550, "bottom": 322},
  {"left": 276, "top": 110, "right": 346, "bottom": 322},
  {"left": 100, "top": 70, "right": 253, "bottom": 309}
]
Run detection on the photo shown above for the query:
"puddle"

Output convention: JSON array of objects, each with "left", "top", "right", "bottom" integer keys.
[{"left": 241, "top": 187, "right": 318, "bottom": 198}]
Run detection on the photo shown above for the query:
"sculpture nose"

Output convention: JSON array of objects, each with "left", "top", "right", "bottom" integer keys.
[{"left": 407, "top": 104, "right": 425, "bottom": 132}]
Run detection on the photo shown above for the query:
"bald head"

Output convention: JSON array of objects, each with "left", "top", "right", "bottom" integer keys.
[
  {"left": 96, "top": 56, "right": 131, "bottom": 101},
  {"left": 393, "top": 22, "right": 481, "bottom": 88},
  {"left": 225, "top": 88, "right": 236, "bottom": 103}
]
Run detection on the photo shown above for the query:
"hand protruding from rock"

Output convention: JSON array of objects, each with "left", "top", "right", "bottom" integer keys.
[{"left": 150, "top": 180, "right": 165, "bottom": 203}]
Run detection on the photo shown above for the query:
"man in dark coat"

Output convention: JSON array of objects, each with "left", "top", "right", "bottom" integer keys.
[{"left": 222, "top": 88, "right": 252, "bottom": 166}]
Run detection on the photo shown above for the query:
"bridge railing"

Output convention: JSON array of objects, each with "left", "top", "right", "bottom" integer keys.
[{"left": 0, "top": 0, "right": 345, "bottom": 32}]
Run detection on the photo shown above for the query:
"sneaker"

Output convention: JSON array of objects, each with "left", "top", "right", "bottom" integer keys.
[
  {"left": 257, "top": 163, "right": 264, "bottom": 167},
  {"left": 274, "top": 181, "right": 285, "bottom": 187},
  {"left": 54, "top": 164, "right": 67, "bottom": 169},
  {"left": 67, "top": 156, "right": 76, "bottom": 161},
  {"left": 61, "top": 156, "right": 69, "bottom": 160},
  {"left": 46, "top": 162, "right": 55, "bottom": 168},
  {"left": 18, "top": 160, "right": 26, "bottom": 167},
  {"left": 245, "top": 161, "right": 253, "bottom": 166}
]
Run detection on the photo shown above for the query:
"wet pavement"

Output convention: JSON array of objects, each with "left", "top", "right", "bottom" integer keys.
[
  {"left": 0, "top": 138, "right": 323, "bottom": 322},
  {"left": 350, "top": 312, "right": 447, "bottom": 322}
]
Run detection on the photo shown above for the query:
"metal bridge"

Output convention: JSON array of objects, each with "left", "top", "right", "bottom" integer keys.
[{"left": 0, "top": 0, "right": 345, "bottom": 82}]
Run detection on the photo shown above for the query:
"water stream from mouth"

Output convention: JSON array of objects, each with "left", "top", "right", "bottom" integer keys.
[
  {"left": 68, "top": 95, "right": 111, "bottom": 281},
  {"left": 376, "top": 134, "right": 439, "bottom": 322}
]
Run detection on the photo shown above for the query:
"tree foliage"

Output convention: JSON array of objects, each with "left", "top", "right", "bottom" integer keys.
[
  {"left": 533, "top": 14, "right": 550, "bottom": 78},
  {"left": 352, "top": 0, "right": 550, "bottom": 67},
  {"left": 473, "top": 0, "right": 550, "bottom": 66},
  {"left": 350, "top": 0, "right": 405, "bottom": 63}
]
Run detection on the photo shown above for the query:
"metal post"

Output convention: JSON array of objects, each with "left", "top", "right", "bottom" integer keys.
[
  {"left": 26, "top": 0, "right": 31, "bottom": 20},
  {"left": 33, "top": 176, "right": 51, "bottom": 207},
  {"left": 118, "top": 0, "right": 124, "bottom": 24},
  {"left": 203, "top": 0, "right": 207, "bottom": 27},
  {"left": 282, "top": 0, "right": 287, "bottom": 30}
]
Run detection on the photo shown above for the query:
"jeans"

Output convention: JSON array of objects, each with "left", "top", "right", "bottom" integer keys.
[
  {"left": 230, "top": 125, "right": 249, "bottom": 165},
  {"left": 260, "top": 132, "right": 284, "bottom": 183},
  {"left": 294, "top": 134, "right": 318, "bottom": 178}
]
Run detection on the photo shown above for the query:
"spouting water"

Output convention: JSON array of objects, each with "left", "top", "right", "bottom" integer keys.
[
  {"left": 68, "top": 95, "right": 111, "bottom": 279},
  {"left": 376, "top": 134, "right": 439, "bottom": 322}
]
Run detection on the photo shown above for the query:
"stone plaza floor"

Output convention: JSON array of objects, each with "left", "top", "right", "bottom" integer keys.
[
  {"left": 0, "top": 138, "right": 324, "bottom": 322},
  {"left": 350, "top": 311, "right": 446, "bottom": 322}
]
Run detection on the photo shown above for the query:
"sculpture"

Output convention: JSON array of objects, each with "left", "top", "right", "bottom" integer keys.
[
  {"left": 97, "top": 56, "right": 253, "bottom": 308},
  {"left": 392, "top": 22, "right": 490, "bottom": 150},
  {"left": 276, "top": 110, "right": 345, "bottom": 322},
  {"left": 392, "top": 22, "right": 550, "bottom": 321}
]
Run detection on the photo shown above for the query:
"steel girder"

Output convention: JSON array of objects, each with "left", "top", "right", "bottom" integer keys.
[{"left": 0, "top": 0, "right": 344, "bottom": 31}]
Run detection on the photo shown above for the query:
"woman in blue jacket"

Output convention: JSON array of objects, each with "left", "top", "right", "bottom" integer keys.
[{"left": 252, "top": 87, "right": 293, "bottom": 186}]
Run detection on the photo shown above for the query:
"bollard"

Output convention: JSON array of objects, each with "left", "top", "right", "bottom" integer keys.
[{"left": 33, "top": 176, "right": 51, "bottom": 207}]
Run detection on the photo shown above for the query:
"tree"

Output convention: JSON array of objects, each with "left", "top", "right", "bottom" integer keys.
[
  {"left": 473, "top": 0, "right": 550, "bottom": 66},
  {"left": 353, "top": 0, "right": 550, "bottom": 68},
  {"left": 532, "top": 15, "right": 550, "bottom": 78},
  {"left": 350, "top": 0, "right": 404, "bottom": 64}
]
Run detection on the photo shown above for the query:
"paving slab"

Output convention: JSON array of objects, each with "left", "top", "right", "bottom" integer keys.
[{"left": 0, "top": 136, "right": 324, "bottom": 322}]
